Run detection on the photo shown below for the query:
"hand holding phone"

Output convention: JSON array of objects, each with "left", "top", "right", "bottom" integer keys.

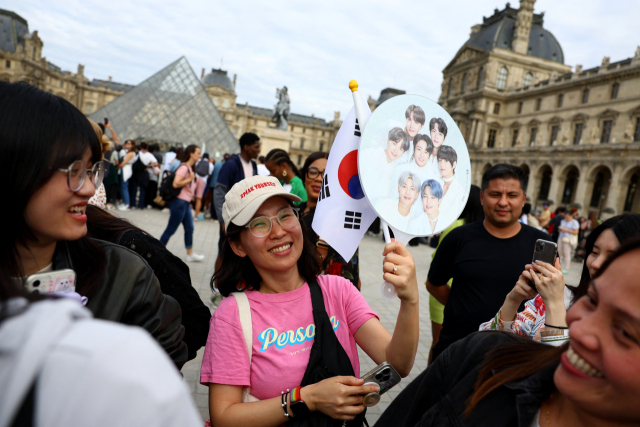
[
  {"left": 529, "top": 239, "right": 557, "bottom": 292},
  {"left": 24, "top": 269, "right": 76, "bottom": 294},
  {"left": 360, "top": 362, "right": 401, "bottom": 407}
]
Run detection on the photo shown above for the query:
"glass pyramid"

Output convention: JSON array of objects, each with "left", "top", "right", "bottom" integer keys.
[{"left": 89, "top": 56, "right": 237, "bottom": 159}]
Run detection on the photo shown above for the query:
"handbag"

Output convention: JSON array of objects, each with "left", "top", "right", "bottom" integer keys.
[
  {"left": 568, "top": 232, "right": 578, "bottom": 248},
  {"left": 153, "top": 195, "right": 166, "bottom": 207}
]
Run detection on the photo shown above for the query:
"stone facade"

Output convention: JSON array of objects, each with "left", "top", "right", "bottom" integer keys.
[
  {"left": 201, "top": 68, "right": 341, "bottom": 165},
  {"left": 438, "top": 0, "right": 640, "bottom": 216},
  {"left": 0, "top": 9, "right": 133, "bottom": 116}
]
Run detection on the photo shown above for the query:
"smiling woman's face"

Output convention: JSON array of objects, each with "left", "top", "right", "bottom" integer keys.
[
  {"left": 230, "top": 196, "right": 303, "bottom": 277},
  {"left": 23, "top": 149, "right": 96, "bottom": 246},
  {"left": 303, "top": 158, "right": 327, "bottom": 203},
  {"left": 555, "top": 248, "right": 640, "bottom": 423}
]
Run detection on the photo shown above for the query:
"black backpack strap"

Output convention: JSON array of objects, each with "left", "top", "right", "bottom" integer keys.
[{"left": 11, "top": 378, "right": 37, "bottom": 427}]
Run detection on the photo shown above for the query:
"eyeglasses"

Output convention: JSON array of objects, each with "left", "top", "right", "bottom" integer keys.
[
  {"left": 306, "top": 167, "right": 325, "bottom": 180},
  {"left": 58, "top": 160, "right": 104, "bottom": 192},
  {"left": 245, "top": 207, "right": 299, "bottom": 237}
]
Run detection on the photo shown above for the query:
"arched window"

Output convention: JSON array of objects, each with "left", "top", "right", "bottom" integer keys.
[
  {"left": 461, "top": 73, "right": 468, "bottom": 93},
  {"left": 523, "top": 72, "right": 533, "bottom": 87},
  {"left": 496, "top": 66, "right": 508, "bottom": 90},
  {"left": 447, "top": 78, "right": 453, "bottom": 97},
  {"left": 476, "top": 67, "right": 484, "bottom": 89}
]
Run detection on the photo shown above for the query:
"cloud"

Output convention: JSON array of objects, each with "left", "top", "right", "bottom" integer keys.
[{"left": 6, "top": 0, "right": 638, "bottom": 121}]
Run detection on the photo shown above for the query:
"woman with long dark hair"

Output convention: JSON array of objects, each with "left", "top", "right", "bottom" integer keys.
[
  {"left": 201, "top": 175, "right": 420, "bottom": 426},
  {"left": 1, "top": 81, "right": 187, "bottom": 367},
  {"left": 479, "top": 214, "right": 640, "bottom": 346},
  {"left": 160, "top": 144, "right": 205, "bottom": 262},
  {"left": 265, "top": 148, "right": 307, "bottom": 205},
  {"left": 375, "top": 236, "right": 640, "bottom": 426}
]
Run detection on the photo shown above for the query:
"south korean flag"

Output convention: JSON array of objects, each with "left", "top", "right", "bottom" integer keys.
[{"left": 312, "top": 101, "right": 377, "bottom": 262}]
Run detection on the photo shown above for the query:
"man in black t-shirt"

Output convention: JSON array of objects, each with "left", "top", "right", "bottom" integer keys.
[{"left": 427, "top": 164, "right": 549, "bottom": 360}]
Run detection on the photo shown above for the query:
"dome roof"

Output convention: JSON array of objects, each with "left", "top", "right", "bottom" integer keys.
[
  {"left": 202, "top": 68, "right": 234, "bottom": 91},
  {"left": 465, "top": 4, "right": 564, "bottom": 64}
]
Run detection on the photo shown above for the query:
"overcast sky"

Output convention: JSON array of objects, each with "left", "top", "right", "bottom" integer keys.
[{"left": 6, "top": 0, "right": 639, "bottom": 121}]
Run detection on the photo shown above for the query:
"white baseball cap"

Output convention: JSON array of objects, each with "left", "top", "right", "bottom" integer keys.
[{"left": 222, "top": 175, "right": 301, "bottom": 226}]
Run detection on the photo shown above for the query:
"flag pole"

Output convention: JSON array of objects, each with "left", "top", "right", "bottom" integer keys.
[{"left": 350, "top": 80, "right": 397, "bottom": 300}]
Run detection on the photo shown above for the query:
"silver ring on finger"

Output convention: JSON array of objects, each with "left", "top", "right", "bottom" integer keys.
[{"left": 393, "top": 264, "right": 398, "bottom": 274}]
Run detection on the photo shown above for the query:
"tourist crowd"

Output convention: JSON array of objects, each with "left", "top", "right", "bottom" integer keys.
[{"left": 3, "top": 81, "right": 640, "bottom": 427}]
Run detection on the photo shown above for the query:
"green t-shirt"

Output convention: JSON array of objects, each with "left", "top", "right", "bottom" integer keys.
[{"left": 287, "top": 175, "right": 308, "bottom": 206}]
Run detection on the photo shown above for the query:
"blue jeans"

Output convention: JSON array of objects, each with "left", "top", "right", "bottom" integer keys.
[
  {"left": 129, "top": 177, "right": 146, "bottom": 209},
  {"left": 160, "top": 198, "right": 193, "bottom": 249},
  {"left": 119, "top": 170, "right": 130, "bottom": 206}
]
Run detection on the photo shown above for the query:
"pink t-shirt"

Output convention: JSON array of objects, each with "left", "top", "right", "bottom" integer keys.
[
  {"left": 176, "top": 164, "right": 195, "bottom": 202},
  {"left": 200, "top": 275, "right": 378, "bottom": 400}
]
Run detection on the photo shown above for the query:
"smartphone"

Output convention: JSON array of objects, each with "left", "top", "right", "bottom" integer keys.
[
  {"left": 530, "top": 239, "right": 557, "bottom": 291},
  {"left": 24, "top": 269, "right": 76, "bottom": 295},
  {"left": 104, "top": 117, "right": 109, "bottom": 124},
  {"left": 360, "top": 362, "right": 402, "bottom": 407}
]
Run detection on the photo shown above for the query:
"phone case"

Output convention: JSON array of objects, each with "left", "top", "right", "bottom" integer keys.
[
  {"left": 532, "top": 239, "right": 557, "bottom": 265},
  {"left": 361, "top": 362, "right": 402, "bottom": 395},
  {"left": 24, "top": 269, "right": 76, "bottom": 295}
]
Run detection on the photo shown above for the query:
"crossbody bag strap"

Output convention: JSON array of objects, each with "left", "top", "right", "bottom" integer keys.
[{"left": 231, "top": 292, "right": 252, "bottom": 365}]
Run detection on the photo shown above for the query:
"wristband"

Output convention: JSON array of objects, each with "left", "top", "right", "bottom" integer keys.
[
  {"left": 289, "top": 386, "right": 311, "bottom": 419},
  {"left": 544, "top": 323, "right": 568, "bottom": 329},
  {"left": 280, "top": 389, "right": 290, "bottom": 418}
]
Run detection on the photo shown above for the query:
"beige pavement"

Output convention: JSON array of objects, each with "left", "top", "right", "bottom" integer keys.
[{"left": 117, "top": 208, "right": 582, "bottom": 424}]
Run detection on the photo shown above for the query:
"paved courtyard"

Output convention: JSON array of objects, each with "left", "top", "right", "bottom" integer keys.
[{"left": 118, "top": 208, "right": 582, "bottom": 424}]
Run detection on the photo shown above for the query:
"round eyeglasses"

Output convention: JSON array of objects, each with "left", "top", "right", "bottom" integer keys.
[
  {"left": 306, "top": 167, "right": 325, "bottom": 180},
  {"left": 245, "top": 207, "right": 299, "bottom": 237},
  {"left": 58, "top": 160, "right": 104, "bottom": 192}
]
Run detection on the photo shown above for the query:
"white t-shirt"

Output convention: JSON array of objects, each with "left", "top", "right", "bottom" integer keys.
[
  {"left": 559, "top": 218, "right": 579, "bottom": 240},
  {"left": 163, "top": 152, "right": 177, "bottom": 172},
  {"left": 439, "top": 175, "right": 466, "bottom": 219},
  {"left": 407, "top": 211, "right": 447, "bottom": 236},
  {"left": 426, "top": 155, "right": 442, "bottom": 179},
  {"left": 135, "top": 151, "right": 157, "bottom": 166},
  {"left": 374, "top": 198, "right": 414, "bottom": 232},
  {"left": 239, "top": 155, "right": 254, "bottom": 180},
  {"left": 388, "top": 159, "right": 438, "bottom": 199},
  {"left": 257, "top": 164, "right": 270, "bottom": 176},
  {"left": 360, "top": 147, "right": 402, "bottom": 202}
]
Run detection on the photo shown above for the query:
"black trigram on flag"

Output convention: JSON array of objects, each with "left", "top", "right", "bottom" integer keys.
[
  {"left": 344, "top": 211, "right": 362, "bottom": 229},
  {"left": 319, "top": 174, "right": 331, "bottom": 201},
  {"left": 354, "top": 119, "right": 361, "bottom": 137}
]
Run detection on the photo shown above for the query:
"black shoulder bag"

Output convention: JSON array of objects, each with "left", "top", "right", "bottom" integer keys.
[{"left": 289, "top": 278, "right": 367, "bottom": 427}]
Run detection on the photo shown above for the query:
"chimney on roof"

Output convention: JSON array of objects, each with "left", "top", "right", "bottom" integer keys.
[
  {"left": 470, "top": 24, "right": 481, "bottom": 37},
  {"left": 77, "top": 64, "right": 84, "bottom": 77},
  {"left": 201, "top": 68, "right": 205, "bottom": 79},
  {"left": 233, "top": 74, "right": 237, "bottom": 91},
  {"left": 512, "top": 0, "right": 536, "bottom": 55},
  {"left": 108, "top": 76, "right": 112, "bottom": 82}
]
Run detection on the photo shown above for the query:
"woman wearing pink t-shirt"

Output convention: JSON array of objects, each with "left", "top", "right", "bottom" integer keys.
[
  {"left": 160, "top": 145, "right": 205, "bottom": 262},
  {"left": 201, "top": 175, "right": 420, "bottom": 426}
]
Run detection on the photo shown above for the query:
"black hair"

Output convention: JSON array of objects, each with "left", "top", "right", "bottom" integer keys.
[
  {"left": 300, "top": 151, "right": 329, "bottom": 183},
  {"left": 139, "top": 141, "right": 148, "bottom": 150},
  {"left": 405, "top": 105, "right": 426, "bottom": 125},
  {"left": 388, "top": 127, "right": 410, "bottom": 152},
  {"left": 522, "top": 202, "right": 532, "bottom": 215},
  {"left": 86, "top": 204, "right": 145, "bottom": 241},
  {"left": 265, "top": 148, "right": 301, "bottom": 177},
  {"left": 574, "top": 214, "right": 640, "bottom": 301},
  {"left": 211, "top": 200, "right": 321, "bottom": 296},
  {"left": 180, "top": 144, "right": 199, "bottom": 162},
  {"left": 411, "top": 134, "right": 433, "bottom": 159},
  {"left": 429, "top": 117, "right": 448, "bottom": 137},
  {"left": 459, "top": 185, "right": 484, "bottom": 224},
  {"left": 258, "top": 155, "right": 266, "bottom": 164},
  {"left": 202, "top": 152, "right": 210, "bottom": 160},
  {"left": 437, "top": 145, "right": 458, "bottom": 173},
  {"left": 555, "top": 207, "right": 567, "bottom": 214},
  {"left": 149, "top": 144, "right": 159, "bottom": 152},
  {"left": 169, "top": 146, "right": 176, "bottom": 153},
  {"left": 481, "top": 164, "right": 527, "bottom": 192},
  {"left": 0, "top": 81, "right": 106, "bottom": 296},
  {"left": 239, "top": 132, "right": 260, "bottom": 149}
]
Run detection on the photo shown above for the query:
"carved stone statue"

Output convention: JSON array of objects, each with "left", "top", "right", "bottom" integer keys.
[{"left": 271, "top": 86, "right": 290, "bottom": 130}]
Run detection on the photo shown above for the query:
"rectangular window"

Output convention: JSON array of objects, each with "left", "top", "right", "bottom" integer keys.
[
  {"left": 601, "top": 120, "right": 613, "bottom": 143},
  {"left": 529, "top": 128, "right": 538, "bottom": 146},
  {"left": 557, "top": 94, "right": 564, "bottom": 108},
  {"left": 512, "top": 129, "right": 519, "bottom": 147},
  {"left": 300, "top": 139, "right": 305, "bottom": 149},
  {"left": 322, "top": 131, "right": 325, "bottom": 136},
  {"left": 550, "top": 125, "right": 560, "bottom": 145},
  {"left": 5, "top": 60, "right": 9, "bottom": 68},
  {"left": 59, "top": 81, "right": 64, "bottom": 88},
  {"left": 517, "top": 102, "right": 523, "bottom": 114},
  {"left": 291, "top": 126, "right": 294, "bottom": 131},
  {"left": 297, "top": 155, "right": 302, "bottom": 166},
  {"left": 302, "top": 128, "right": 306, "bottom": 133},
  {"left": 635, "top": 118, "right": 640, "bottom": 142},
  {"left": 319, "top": 142, "right": 324, "bottom": 152},
  {"left": 86, "top": 104, "right": 93, "bottom": 114},
  {"left": 487, "top": 129, "right": 497, "bottom": 148},
  {"left": 493, "top": 103, "right": 501, "bottom": 114},
  {"left": 582, "top": 89, "right": 590, "bottom": 104},
  {"left": 536, "top": 98, "right": 542, "bottom": 111},
  {"left": 611, "top": 83, "right": 619, "bottom": 100},
  {"left": 573, "top": 123, "right": 584, "bottom": 145},
  {"left": 254, "top": 120, "right": 257, "bottom": 125}
]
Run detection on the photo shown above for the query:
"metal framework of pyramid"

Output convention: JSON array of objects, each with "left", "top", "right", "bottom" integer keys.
[{"left": 89, "top": 56, "right": 237, "bottom": 159}]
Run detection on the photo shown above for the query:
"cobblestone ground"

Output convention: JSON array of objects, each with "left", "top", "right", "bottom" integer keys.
[{"left": 118, "top": 208, "right": 582, "bottom": 424}]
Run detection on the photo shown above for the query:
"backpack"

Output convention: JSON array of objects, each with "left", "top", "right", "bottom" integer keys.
[
  {"left": 132, "top": 155, "right": 146, "bottom": 174},
  {"left": 196, "top": 159, "right": 210, "bottom": 177},
  {"left": 158, "top": 169, "right": 182, "bottom": 202}
]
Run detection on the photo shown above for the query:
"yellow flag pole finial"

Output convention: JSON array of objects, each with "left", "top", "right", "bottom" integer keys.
[{"left": 349, "top": 80, "right": 359, "bottom": 92}]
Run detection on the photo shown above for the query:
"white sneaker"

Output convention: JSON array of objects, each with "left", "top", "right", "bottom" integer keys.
[
  {"left": 161, "top": 208, "right": 169, "bottom": 213},
  {"left": 186, "top": 253, "right": 205, "bottom": 262},
  {"left": 117, "top": 204, "right": 130, "bottom": 211}
]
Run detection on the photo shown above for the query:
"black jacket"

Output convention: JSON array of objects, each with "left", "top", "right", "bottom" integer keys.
[
  {"left": 53, "top": 240, "right": 188, "bottom": 368},
  {"left": 115, "top": 229, "right": 211, "bottom": 361},
  {"left": 374, "top": 332, "right": 557, "bottom": 427}
]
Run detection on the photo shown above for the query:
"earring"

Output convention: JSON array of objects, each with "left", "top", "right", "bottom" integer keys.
[{"left": 282, "top": 170, "right": 287, "bottom": 177}]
